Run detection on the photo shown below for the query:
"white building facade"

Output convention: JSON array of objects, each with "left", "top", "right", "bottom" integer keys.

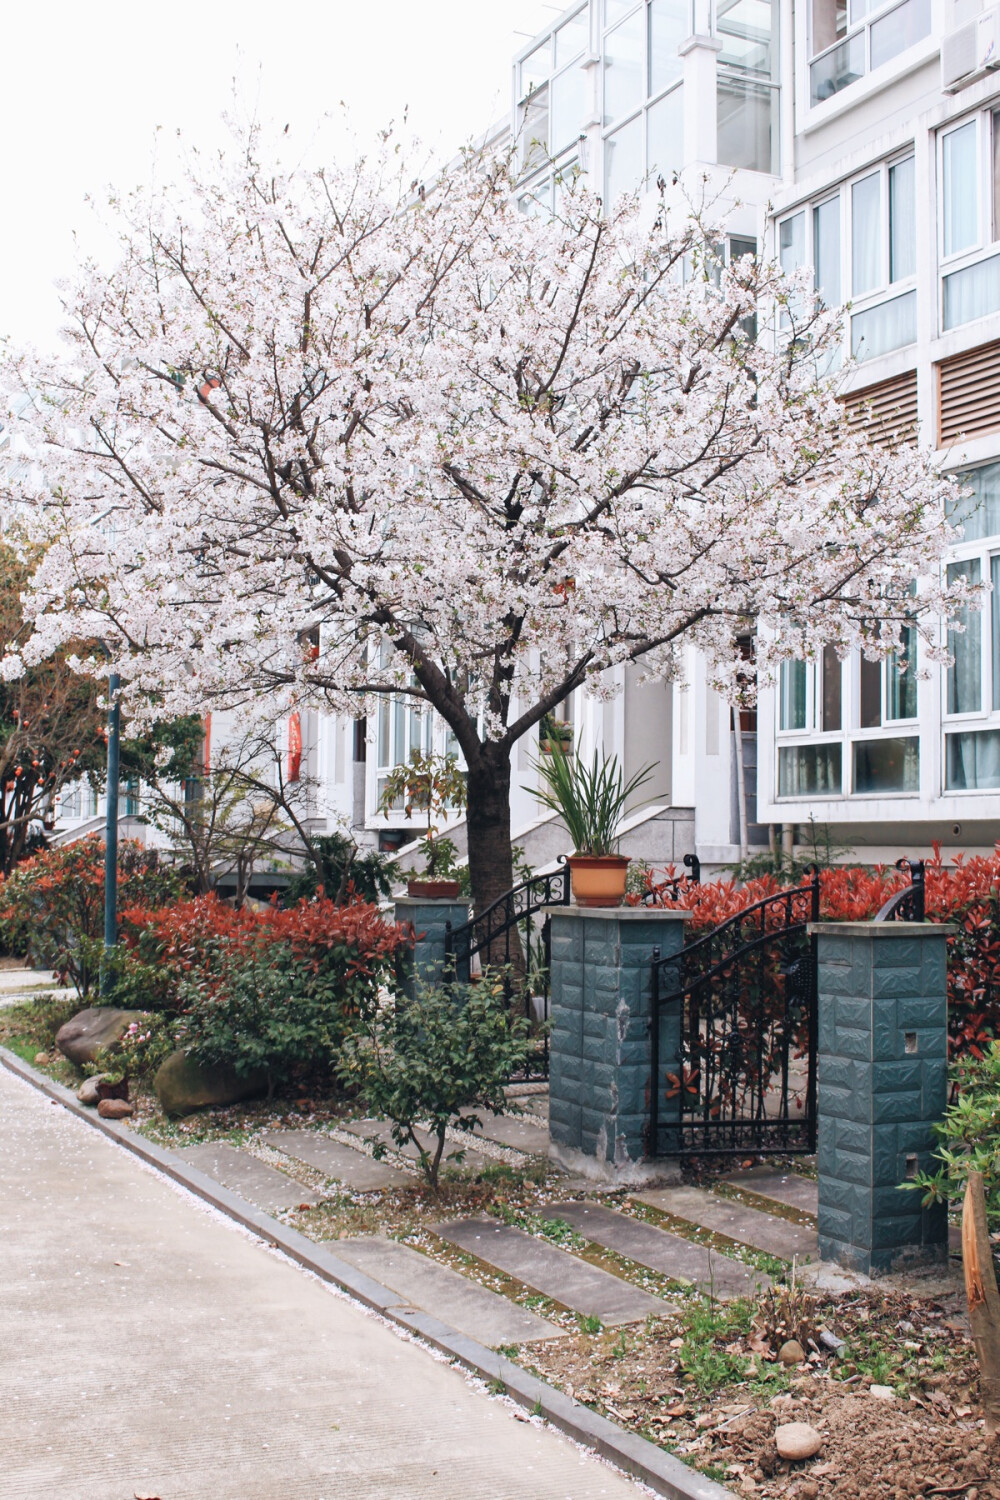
[{"left": 59, "top": 0, "right": 1000, "bottom": 875}]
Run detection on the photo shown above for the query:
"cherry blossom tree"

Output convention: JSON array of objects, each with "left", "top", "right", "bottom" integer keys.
[{"left": 1, "top": 126, "right": 966, "bottom": 913}]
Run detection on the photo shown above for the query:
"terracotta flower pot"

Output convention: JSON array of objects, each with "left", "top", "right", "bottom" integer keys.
[
  {"left": 566, "top": 854, "right": 630, "bottom": 908},
  {"left": 407, "top": 878, "right": 462, "bottom": 899}
]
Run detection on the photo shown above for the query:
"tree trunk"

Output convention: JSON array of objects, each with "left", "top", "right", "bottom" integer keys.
[
  {"left": 465, "top": 744, "right": 515, "bottom": 919},
  {"left": 963, "top": 1169, "right": 1000, "bottom": 1436}
]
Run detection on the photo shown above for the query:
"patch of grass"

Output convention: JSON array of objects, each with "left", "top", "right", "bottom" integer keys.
[{"left": 578, "top": 1313, "right": 603, "bottom": 1335}]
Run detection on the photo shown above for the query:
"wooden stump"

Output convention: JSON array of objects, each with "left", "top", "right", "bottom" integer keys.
[{"left": 962, "top": 1169, "right": 1000, "bottom": 1435}]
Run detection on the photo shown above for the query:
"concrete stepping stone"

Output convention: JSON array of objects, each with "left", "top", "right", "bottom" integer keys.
[
  {"left": 723, "top": 1167, "right": 818, "bottom": 1218},
  {"left": 341, "top": 1118, "right": 490, "bottom": 1174},
  {"left": 177, "top": 1142, "right": 319, "bottom": 1213},
  {"left": 470, "top": 1110, "right": 550, "bottom": 1155},
  {"left": 332, "top": 1237, "right": 564, "bottom": 1346},
  {"left": 260, "top": 1130, "right": 413, "bottom": 1190},
  {"left": 436, "top": 1219, "right": 664, "bottom": 1325},
  {"left": 634, "top": 1186, "right": 819, "bottom": 1263},
  {"left": 542, "top": 1202, "right": 767, "bottom": 1299}
]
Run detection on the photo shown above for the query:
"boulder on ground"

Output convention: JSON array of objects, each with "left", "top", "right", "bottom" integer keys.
[
  {"left": 154, "top": 1051, "right": 267, "bottom": 1118},
  {"left": 97, "top": 1098, "right": 134, "bottom": 1120},
  {"left": 775, "top": 1421, "right": 823, "bottom": 1461},
  {"left": 77, "top": 1076, "right": 104, "bottom": 1106},
  {"left": 55, "top": 1007, "right": 146, "bottom": 1067}
]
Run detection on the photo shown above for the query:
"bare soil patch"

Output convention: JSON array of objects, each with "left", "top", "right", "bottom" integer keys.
[{"left": 519, "top": 1286, "right": 999, "bottom": 1497}]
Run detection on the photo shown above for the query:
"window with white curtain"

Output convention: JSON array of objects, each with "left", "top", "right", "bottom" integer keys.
[
  {"left": 939, "top": 110, "right": 1000, "bottom": 332},
  {"left": 942, "top": 465, "right": 1000, "bottom": 788},
  {"left": 943, "top": 121, "right": 979, "bottom": 259},
  {"left": 846, "top": 154, "right": 917, "bottom": 358}
]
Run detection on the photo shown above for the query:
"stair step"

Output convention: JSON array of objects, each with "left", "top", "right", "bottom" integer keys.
[
  {"left": 260, "top": 1130, "right": 412, "bottom": 1190},
  {"left": 435, "top": 1219, "right": 664, "bottom": 1325},
  {"left": 634, "top": 1186, "right": 819, "bottom": 1263},
  {"left": 332, "top": 1237, "right": 564, "bottom": 1346},
  {"left": 542, "top": 1202, "right": 768, "bottom": 1299},
  {"left": 177, "top": 1143, "right": 319, "bottom": 1213},
  {"left": 722, "top": 1168, "right": 818, "bottom": 1219}
]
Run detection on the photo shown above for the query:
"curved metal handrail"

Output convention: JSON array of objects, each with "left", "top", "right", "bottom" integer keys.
[
  {"left": 652, "top": 866, "right": 820, "bottom": 983},
  {"left": 874, "top": 858, "right": 925, "bottom": 923},
  {"left": 642, "top": 852, "right": 701, "bottom": 906},
  {"left": 446, "top": 857, "right": 571, "bottom": 959}
]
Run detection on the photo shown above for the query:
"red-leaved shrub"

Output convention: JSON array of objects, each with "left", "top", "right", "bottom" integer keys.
[{"left": 637, "top": 850, "right": 1000, "bottom": 1059}]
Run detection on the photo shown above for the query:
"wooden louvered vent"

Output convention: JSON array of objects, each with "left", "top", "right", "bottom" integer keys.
[
  {"left": 938, "top": 341, "right": 1000, "bottom": 448},
  {"left": 842, "top": 369, "right": 918, "bottom": 449}
]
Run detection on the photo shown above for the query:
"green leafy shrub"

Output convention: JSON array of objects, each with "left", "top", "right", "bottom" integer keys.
[
  {"left": 907, "top": 1040, "right": 1000, "bottom": 1241},
  {"left": 173, "top": 898, "right": 407, "bottom": 1097},
  {"left": 338, "top": 973, "right": 531, "bottom": 1189},
  {"left": 0, "top": 838, "right": 182, "bottom": 997},
  {"left": 282, "top": 832, "right": 393, "bottom": 906}
]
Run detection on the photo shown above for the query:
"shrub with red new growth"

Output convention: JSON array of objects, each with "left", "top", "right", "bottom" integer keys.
[
  {"left": 638, "top": 851, "right": 1000, "bottom": 1059},
  {"left": 119, "top": 891, "right": 409, "bottom": 1015},
  {"left": 0, "top": 836, "right": 182, "bottom": 997}
]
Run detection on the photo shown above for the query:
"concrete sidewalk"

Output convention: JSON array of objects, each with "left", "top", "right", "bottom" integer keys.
[{"left": 0, "top": 1067, "right": 643, "bottom": 1500}]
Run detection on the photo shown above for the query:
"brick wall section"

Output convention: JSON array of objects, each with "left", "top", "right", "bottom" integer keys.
[
  {"left": 813, "top": 922, "right": 951, "bottom": 1274},
  {"left": 393, "top": 897, "right": 470, "bottom": 997},
  {"left": 549, "top": 908, "right": 687, "bottom": 1170}
]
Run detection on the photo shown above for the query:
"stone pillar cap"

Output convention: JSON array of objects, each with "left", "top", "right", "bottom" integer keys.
[
  {"left": 808, "top": 921, "right": 958, "bottom": 937},
  {"left": 546, "top": 904, "right": 690, "bottom": 919}
]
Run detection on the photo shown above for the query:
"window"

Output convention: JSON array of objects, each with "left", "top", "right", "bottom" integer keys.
[
  {"left": 947, "top": 558, "right": 982, "bottom": 715},
  {"left": 556, "top": 7, "right": 589, "bottom": 66},
  {"left": 777, "top": 196, "right": 842, "bottom": 321},
  {"left": 939, "top": 111, "right": 1000, "bottom": 332},
  {"left": 846, "top": 156, "right": 917, "bottom": 359},
  {"left": 605, "top": 114, "right": 644, "bottom": 201},
  {"left": 774, "top": 637, "right": 919, "bottom": 800},
  {"left": 518, "top": 11, "right": 590, "bottom": 177},
  {"left": 941, "top": 474, "right": 1000, "bottom": 789},
  {"left": 778, "top": 743, "right": 842, "bottom": 795},
  {"left": 600, "top": 0, "right": 685, "bottom": 201},
  {"left": 814, "top": 196, "right": 841, "bottom": 305},
  {"left": 809, "top": 0, "right": 930, "bottom": 105},
  {"left": 949, "top": 462, "right": 1000, "bottom": 543},
  {"left": 716, "top": 0, "right": 779, "bottom": 174},
  {"left": 943, "top": 122, "right": 978, "bottom": 259},
  {"left": 852, "top": 172, "right": 881, "bottom": 296},
  {"left": 853, "top": 736, "right": 919, "bottom": 793},
  {"left": 649, "top": 0, "right": 686, "bottom": 93},
  {"left": 604, "top": 10, "right": 644, "bottom": 124}
]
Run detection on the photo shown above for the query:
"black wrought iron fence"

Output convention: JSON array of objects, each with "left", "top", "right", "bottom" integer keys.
[
  {"left": 649, "top": 868, "right": 820, "bottom": 1157},
  {"left": 444, "top": 862, "right": 571, "bottom": 1079}
]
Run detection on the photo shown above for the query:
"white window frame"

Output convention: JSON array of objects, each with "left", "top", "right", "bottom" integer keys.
[
  {"left": 774, "top": 642, "right": 920, "bottom": 800},
  {"left": 807, "top": 0, "right": 931, "bottom": 106},
  {"left": 601, "top": 0, "right": 686, "bottom": 196}
]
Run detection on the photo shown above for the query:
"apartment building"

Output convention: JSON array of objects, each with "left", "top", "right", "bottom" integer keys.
[{"left": 59, "top": 0, "right": 1000, "bottom": 874}]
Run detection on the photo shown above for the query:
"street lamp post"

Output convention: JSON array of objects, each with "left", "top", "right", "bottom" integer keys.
[{"left": 101, "top": 672, "right": 121, "bottom": 997}]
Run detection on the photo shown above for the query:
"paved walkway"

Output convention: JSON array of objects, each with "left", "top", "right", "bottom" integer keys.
[{"left": 0, "top": 1067, "right": 644, "bottom": 1500}]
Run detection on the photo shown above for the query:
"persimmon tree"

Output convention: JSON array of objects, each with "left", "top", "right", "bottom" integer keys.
[{"left": 1, "top": 124, "right": 966, "bottom": 913}]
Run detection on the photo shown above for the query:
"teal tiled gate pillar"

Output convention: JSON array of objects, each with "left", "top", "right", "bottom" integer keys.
[
  {"left": 547, "top": 906, "right": 688, "bottom": 1184},
  {"left": 393, "top": 896, "right": 470, "bottom": 998},
  {"left": 812, "top": 921, "right": 954, "bottom": 1274}
]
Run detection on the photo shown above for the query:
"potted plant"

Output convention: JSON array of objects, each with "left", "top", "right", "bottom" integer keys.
[
  {"left": 378, "top": 750, "right": 468, "bottom": 898},
  {"left": 539, "top": 714, "right": 574, "bottom": 755},
  {"left": 531, "top": 744, "right": 653, "bottom": 907}
]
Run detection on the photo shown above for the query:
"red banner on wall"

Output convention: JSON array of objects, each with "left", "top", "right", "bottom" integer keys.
[{"left": 287, "top": 711, "right": 302, "bottom": 783}]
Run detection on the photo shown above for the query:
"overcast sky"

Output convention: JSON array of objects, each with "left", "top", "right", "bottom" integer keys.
[{"left": 1, "top": 0, "right": 554, "bottom": 348}]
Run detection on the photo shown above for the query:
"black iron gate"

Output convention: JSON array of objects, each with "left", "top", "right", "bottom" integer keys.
[
  {"left": 649, "top": 868, "right": 820, "bottom": 1157},
  {"left": 444, "top": 862, "right": 571, "bottom": 1079}
]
